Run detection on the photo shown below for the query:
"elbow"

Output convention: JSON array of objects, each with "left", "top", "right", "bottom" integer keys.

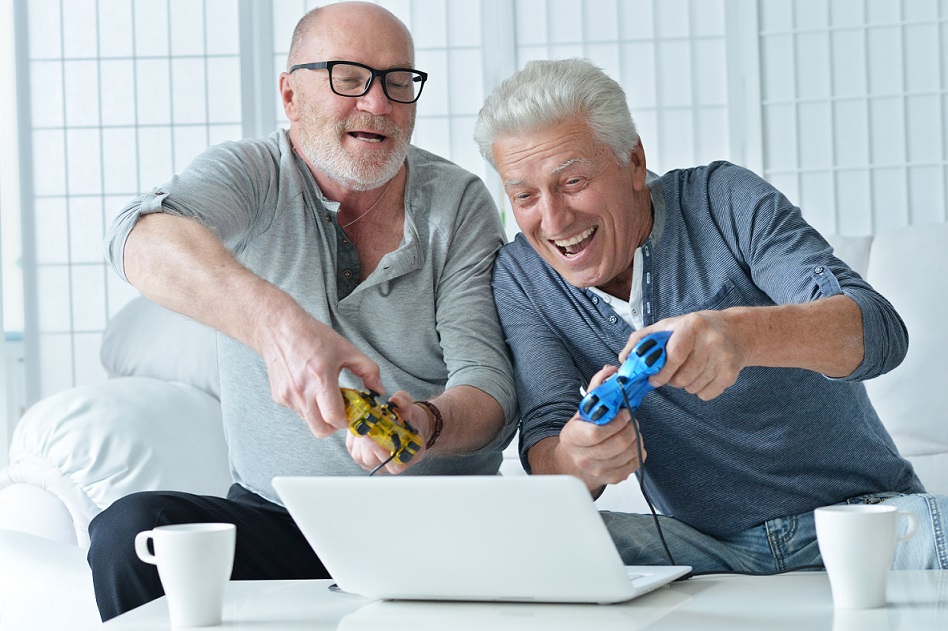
[
  {"left": 854, "top": 306, "right": 909, "bottom": 380},
  {"left": 882, "top": 315, "right": 910, "bottom": 375}
]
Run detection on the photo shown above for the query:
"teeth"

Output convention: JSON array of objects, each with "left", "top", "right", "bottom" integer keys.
[
  {"left": 351, "top": 132, "right": 383, "bottom": 143},
  {"left": 553, "top": 226, "right": 595, "bottom": 248}
]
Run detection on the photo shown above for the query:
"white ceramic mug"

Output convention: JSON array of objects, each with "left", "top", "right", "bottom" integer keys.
[
  {"left": 815, "top": 504, "right": 918, "bottom": 609},
  {"left": 135, "top": 523, "right": 236, "bottom": 627}
]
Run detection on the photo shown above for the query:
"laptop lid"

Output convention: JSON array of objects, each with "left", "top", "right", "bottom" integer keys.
[{"left": 272, "top": 475, "right": 690, "bottom": 604}]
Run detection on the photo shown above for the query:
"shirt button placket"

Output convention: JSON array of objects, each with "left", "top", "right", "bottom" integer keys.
[{"left": 644, "top": 242, "right": 653, "bottom": 321}]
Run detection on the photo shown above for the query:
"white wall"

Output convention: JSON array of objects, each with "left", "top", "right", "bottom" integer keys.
[{"left": 3, "top": 0, "right": 946, "bottom": 423}]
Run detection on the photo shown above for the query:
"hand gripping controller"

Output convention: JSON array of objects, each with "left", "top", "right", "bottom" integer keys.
[
  {"left": 578, "top": 331, "right": 672, "bottom": 425},
  {"left": 341, "top": 388, "right": 423, "bottom": 464}
]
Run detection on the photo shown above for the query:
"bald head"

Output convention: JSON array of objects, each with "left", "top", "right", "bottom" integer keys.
[{"left": 287, "top": 2, "right": 414, "bottom": 70}]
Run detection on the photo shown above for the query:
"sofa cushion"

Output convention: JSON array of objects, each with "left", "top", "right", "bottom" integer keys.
[
  {"left": 1, "top": 377, "right": 231, "bottom": 548},
  {"left": 824, "top": 233, "right": 873, "bottom": 278},
  {"left": 101, "top": 296, "right": 221, "bottom": 399},
  {"left": 862, "top": 222, "right": 948, "bottom": 495}
]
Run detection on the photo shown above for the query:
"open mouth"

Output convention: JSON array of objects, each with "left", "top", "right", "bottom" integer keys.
[
  {"left": 552, "top": 226, "right": 597, "bottom": 257},
  {"left": 349, "top": 131, "right": 387, "bottom": 143}
]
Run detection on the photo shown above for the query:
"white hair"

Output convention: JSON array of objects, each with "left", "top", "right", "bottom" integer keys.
[{"left": 474, "top": 58, "right": 639, "bottom": 167}]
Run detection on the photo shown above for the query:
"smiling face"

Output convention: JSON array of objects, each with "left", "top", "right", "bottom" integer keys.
[
  {"left": 493, "top": 116, "right": 653, "bottom": 296},
  {"left": 281, "top": 3, "right": 416, "bottom": 192}
]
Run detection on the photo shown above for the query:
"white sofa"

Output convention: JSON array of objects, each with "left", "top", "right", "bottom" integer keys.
[
  {"left": 0, "top": 299, "right": 232, "bottom": 629},
  {"left": 1, "top": 223, "right": 947, "bottom": 628}
]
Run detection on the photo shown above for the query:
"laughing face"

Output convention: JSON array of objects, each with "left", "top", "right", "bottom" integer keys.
[
  {"left": 493, "top": 116, "right": 653, "bottom": 296},
  {"left": 281, "top": 3, "right": 416, "bottom": 192}
]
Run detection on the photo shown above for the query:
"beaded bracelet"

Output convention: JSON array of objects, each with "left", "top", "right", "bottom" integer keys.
[{"left": 414, "top": 400, "right": 444, "bottom": 450}]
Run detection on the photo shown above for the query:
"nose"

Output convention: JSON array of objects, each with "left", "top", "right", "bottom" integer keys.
[
  {"left": 356, "top": 76, "right": 394, "bottom": 116},
  {"left": 538, "top": 193, "right": 575, "bottom": 236}
]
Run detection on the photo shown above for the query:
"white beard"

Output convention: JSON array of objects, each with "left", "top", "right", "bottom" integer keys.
[{"left": 297, "top": 109, "right": 413, "bottom": 192}]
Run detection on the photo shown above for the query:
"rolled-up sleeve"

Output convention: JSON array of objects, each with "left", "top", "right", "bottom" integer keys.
[
  {"left": 104, "top": 188, "right": 171, "bottom": 282},
  {"left": 839, "top": 282, "right": 908, "bottom": 381},
  {"left": 710, "top": 163, "right": 909, "bottom": 382},
  {"left": 103, "top": 139, "right": 279, "bottom": 284}
]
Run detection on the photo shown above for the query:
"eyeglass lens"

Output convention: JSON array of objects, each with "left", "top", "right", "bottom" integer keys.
[{"left": 330, "top": 63, "right": 422, "bottom": 102}]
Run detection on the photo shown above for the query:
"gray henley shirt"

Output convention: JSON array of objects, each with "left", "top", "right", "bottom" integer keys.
[{"left": 106, "top": 130, "right": 517, "bottom": 504}]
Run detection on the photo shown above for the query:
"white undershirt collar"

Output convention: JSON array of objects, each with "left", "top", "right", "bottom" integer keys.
[{"left": 587, "top": 246, "right": 644, "bottom": 330}]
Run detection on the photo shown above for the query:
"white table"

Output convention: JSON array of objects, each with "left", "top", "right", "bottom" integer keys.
[{"left": 106, "top": 571, "right": 948, "bottom": 630}]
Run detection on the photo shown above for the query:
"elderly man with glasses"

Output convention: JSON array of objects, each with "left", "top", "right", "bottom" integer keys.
[{"left": 88, "top": 1, "right": 516, "bottom": 621}]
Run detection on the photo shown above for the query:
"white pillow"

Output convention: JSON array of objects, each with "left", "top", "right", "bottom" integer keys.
[
  {"left": 101, "top": 297, "right": 220, "bottom": 399},
  {"left": 4, "top": 377, "right": 231, "bottom": 548}
]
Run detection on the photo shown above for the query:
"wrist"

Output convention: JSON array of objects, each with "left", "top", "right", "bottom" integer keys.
[{"left": 413, "top": 400, "right": 444, "bottom": 450}]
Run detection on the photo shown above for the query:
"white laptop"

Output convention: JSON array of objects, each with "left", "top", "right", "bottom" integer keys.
[
  {"left": 336, "top": 589, "right": 695, "bottom": 631},
  {"left": 271, "top": 475, "right": 691, "bottom": 604}
]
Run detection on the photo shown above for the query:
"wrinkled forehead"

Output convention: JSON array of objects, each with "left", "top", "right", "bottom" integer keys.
[{"left": 494, "top": 118, "right": 608, "bottom": 179}]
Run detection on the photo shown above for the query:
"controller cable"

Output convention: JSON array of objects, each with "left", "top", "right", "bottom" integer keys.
[
  {"left": 618, "top": 379, "right": 826, "bottom": 579},
  {"left": 368, "top": 453, "right": 396, "bottom": 476},
  {"left": 618, "top": 377, "right": 678, "bottom": 566},
  {"left": 367, "top": 417, "right": 401, "bottom": 476}
]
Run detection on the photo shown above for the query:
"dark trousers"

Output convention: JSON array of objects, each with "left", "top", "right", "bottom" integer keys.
[{"left": 87, "top": 484, "right": 330, "bottom": 621}]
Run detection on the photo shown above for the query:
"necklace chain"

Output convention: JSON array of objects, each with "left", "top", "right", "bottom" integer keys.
[{"left": 340, "top": 177, "right": 396, "bottom": 229}]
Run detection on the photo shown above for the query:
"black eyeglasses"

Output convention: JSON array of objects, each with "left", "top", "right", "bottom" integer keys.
[{"left": 289, "top": 60, "right": 428, "bottom": 104}]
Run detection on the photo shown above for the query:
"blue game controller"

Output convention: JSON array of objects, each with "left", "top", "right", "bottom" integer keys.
[{"left": 578, "top": 331, "right": 672, "bottom": 424}]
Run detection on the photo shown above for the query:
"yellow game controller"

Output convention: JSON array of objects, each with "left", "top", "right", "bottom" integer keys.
[{"left": 341, "top": 388, "right": 423, "bottom": 464}]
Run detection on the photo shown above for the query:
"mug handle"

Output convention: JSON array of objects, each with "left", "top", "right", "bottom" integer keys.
[
  {"left": 134, "top": 530, "right": 158, "bottom": 565},
  {"left": 897, "top": 511, "right": 919, "bottom": 543}
]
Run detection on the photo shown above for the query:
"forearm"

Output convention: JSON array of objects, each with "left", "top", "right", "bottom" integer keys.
[
  {"left": 123, "top": 213, "right": 304, "bottom": 354},
  {"left": 527, "top": 436, "right": 577, "bottom": 475},
  {"left": 423, "top": 385, "right": 507, "bottom": 455},
  {"left": 526, "top": 436, "right": 605, "bottom": 495},
  {"left": 731, "top": 294, "right": 864, "bottom": 377}
]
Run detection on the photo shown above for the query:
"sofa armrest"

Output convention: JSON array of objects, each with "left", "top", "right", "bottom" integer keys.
[
  {"left": 0, "top": 530, "right": 100, "bottom": 628},
  {"left": 0, "top": 377, "right": 230, "bottom": 549},
  {"left": 0, "top": 479, "right": 84, "bottom": 545}
]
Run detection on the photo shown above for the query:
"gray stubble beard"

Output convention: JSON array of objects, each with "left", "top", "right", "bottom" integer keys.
[{"left": 297, "top": 110, "right": 414, "bottom": 192}]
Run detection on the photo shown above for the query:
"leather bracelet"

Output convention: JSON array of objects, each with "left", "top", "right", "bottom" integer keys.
[{"left": 414, "top": 400, "right": 444, "bottom": 450}]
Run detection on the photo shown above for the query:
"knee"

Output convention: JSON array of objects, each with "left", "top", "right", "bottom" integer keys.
[
  {"left": 599, "top": 511, "right": 680, "bottom": 566},
  {"left": 88, "top": 491, "right": 197, "bottom": 567},
  {"left": 89, "top": 492, "right": 170, "bottom": 547}
]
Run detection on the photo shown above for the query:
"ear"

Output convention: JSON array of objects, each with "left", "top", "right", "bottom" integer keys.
[
  {"left": 279, "top": 72, "right": 301, "bottom": 122},
  {"left": 628, "top": 141, "right": 647, "bottom": 190}
]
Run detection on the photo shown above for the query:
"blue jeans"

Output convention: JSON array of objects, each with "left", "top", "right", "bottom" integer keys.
[{"left": 601, "top": 492, "right": 948, "bottom": 573}]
